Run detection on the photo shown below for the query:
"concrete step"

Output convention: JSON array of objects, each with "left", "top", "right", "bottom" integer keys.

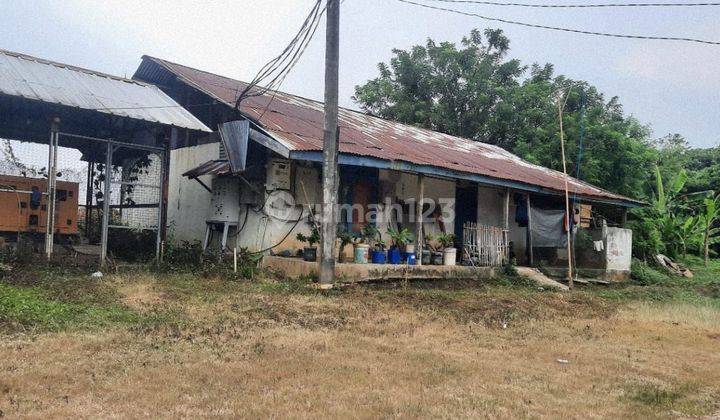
[{"left": 515, "top": 267, "right": 570, "bottom": 291}]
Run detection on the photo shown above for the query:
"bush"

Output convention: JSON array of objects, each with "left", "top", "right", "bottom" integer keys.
[
  {"left": 630, "top": 259, "right": 673, "bottom": 286},
  {"left": 156, "top": 240, "right": 259, "bottom": 280}
]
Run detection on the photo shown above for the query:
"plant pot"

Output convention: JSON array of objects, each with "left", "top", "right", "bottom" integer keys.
[
  {"left": 303, "top": 246, "right": 317, "bottom": 262},
  {"left": 354, "top": 244, "right": 370, "bottom": 264},
  {"left": 371, "top": 249, "right": 387, "bottom": 264},
  {"left": 431, "top": 251, "right": 443, "bottom": 265},
  {"left": 443, "top": 247, "right": 457, "bottom": 266},
  {"left": 421, "top": 249, "right": 431, "bottom": 265},
  {"left": 388, "top": 247, "right": 402, "bottom": 264},
  {"left": 404, "top": 243, "right": 416, "bottom": 254},
  {"left": 405, "top": 252, "right": 417, "bottom": 265}
]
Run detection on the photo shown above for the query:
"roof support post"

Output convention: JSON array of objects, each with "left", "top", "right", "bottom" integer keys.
[
  {"left": 100, "top": 142, "right": 114, "bottom": 267},
  {"left": 45, "top": 118, "right": 60, "bottom": 261},
  {"left": 526, "top": 193, "right": 534, "bottom": 267},
  {"left": 319, "top": 0, "right": 340, "bottom": 288},
  {"left": 416, "top": 174, "right": 425, "bottom": 266},
  {"left": 503, "top": 188, "right": 510, "bottom": 265}
]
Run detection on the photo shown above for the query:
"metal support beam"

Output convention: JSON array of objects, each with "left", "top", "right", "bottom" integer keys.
[
  {"left": 156, "top": 143, "right": 169, "bottom": 262},
  {"left": 45, "top": 119, "right": 59, "bottom": 260},
  {"left": 416, "top": 174, "right": 425, "bottom": 266},
  {"left": 319, "top": 0, "right": 340, "bottom": 288},
  {"left": 85, "top": 161, "right": 94, "bottom": 241},
  {"left": 100, "top": 142, "right": 114, "bottom": 266}
]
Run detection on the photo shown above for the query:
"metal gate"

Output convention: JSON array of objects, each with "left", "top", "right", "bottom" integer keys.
[{"left": 0, "top": 126, "right": 167, "bottom": 267}]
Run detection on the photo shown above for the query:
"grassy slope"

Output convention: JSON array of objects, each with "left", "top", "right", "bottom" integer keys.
[{"left": 0, "top": 261, "right": 718, "bottom": 417}]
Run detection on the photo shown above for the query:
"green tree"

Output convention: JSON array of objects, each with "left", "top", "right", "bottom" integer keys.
[
  {"left": 354, "top": 29, "right": 657, "bottom": 199},
  {"left": 697, "top": 193, "right": 720, "bottom": 265}
]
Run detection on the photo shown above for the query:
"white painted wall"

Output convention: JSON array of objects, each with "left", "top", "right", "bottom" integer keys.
[
  {"left": 167, "top": 143, "right": 217, "bottom": 243},
  {"left": 605, "top": 227, "right": 632, "bottom": 271},
  {"left": 235, "top": 162, "right": 319, "bottom": 253}
]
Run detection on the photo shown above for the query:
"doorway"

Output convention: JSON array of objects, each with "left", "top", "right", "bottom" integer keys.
[{"left": 454, "top": 182, "right": 478, "bottom": 254}]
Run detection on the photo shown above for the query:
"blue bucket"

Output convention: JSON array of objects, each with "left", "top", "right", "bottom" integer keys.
[
  {"left": 405, "top": 252, "right": 417, "bottom": 265},
  {"left": 371, "top": 250, "right": 387, "bottom": 264},
  {"left": 388, "top": 247, "right": 402, "bottom": 264}
]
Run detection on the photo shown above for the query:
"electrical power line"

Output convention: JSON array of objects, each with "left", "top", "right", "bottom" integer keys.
[
  {"left": 419, "top": 0, "right": 720, "bottom": 8},
  {"left": 235, "top": 0, "right": 325, "bottom": 113},
  {"left": 398, "top": 0, "right": 720, "bottom": 45}
]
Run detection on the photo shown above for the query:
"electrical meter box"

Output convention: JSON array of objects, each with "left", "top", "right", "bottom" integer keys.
[
  {"left": 208, "top": 177, "right": 240, "bottom": 223},
  {"left": 266, "top": 158, "right": 291, "bottom": 191}
]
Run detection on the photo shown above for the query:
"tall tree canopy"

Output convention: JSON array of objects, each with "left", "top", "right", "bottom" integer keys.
[{"left": 353, "top": 29, "right": 658, "bottom": 199}]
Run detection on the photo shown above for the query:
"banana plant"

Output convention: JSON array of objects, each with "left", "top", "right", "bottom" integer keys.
[{"left": 697, "top": 193, "right": 720, "bottom": 266}]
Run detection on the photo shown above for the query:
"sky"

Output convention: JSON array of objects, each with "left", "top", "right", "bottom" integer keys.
[{"left": 1, "top": 0, "right": 718, "bottom": 148}]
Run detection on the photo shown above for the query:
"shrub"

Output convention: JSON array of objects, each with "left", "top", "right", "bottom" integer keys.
[{"left": 630, "top": 259, "right": 672, "bottom": 286}]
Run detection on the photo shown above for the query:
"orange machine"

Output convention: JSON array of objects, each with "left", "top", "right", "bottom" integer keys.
[{"left": 0, "top": 174, "right": 79, "bottom": 235}]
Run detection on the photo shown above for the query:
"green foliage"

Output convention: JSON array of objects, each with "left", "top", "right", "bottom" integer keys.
[
  {"left": 0, "top": 283, "right": 138, "bottom": 332},
  {"left": 296, "top": 223, "right": 320, "bottom": 247},
  {"left": 354, "top": 28, "right": 657, "bottom": 199},
  {"left": 436, "top": 233, "right": 456, "bottom": 249},
  {"left": 158, "top": 240, "right": 258, "bottom": 279},
  {"left": 387, "top": 228, "right": 414, "bottom": 248},
  {"left": 630, "top": 259, "right": 672, "bottom": 286}
]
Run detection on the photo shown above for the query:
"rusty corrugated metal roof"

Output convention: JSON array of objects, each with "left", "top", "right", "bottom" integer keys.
[
  {"left": 0, "top": 49, "right": 210, "bottom": 132},
  {"left": 182, "top": 160, "right": 231, "bottom": 178},
  {"left": 137, "top": 56, "right": 641, "bottom": 206}
]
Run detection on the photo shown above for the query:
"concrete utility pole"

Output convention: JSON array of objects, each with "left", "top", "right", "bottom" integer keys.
[
  {"left": 319, "top": 0, "right": 340, "bottom": 288},
  {"left": 558, "top": 90, "right": 574, "bottom": 289}
]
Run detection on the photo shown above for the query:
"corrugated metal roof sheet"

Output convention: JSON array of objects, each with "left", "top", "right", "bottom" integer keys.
[
  {"left": 182, "top": 160, "right": 231, "bottom": 178},
  {"left": 0, "top": 49, "right": 210, "bottom": 132},
  {"left": 137, "top": 56, "right": 641, "bottom": 206}
]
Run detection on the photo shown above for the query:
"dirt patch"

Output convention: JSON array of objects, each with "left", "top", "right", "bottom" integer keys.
[{"left": 119, "top": 283, "right": 165, "bottom": 312}]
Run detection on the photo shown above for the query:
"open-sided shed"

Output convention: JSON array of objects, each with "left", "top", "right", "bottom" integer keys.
[{"left": 0, "top": 49, "right": 210, "bottom": 265}]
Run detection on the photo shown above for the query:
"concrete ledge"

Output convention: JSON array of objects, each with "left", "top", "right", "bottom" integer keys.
[{"left": 262, "top": 256, "right": 496, "bottom": 283}]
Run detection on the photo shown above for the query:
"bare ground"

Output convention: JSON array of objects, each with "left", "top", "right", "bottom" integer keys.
[{"left": 1, "top": 273, "right": 719, "bottom": 418}]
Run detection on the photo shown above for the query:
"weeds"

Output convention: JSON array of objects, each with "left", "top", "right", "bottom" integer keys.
[{"left": 0, "top": 283, "right": 138, "bottom": 332}]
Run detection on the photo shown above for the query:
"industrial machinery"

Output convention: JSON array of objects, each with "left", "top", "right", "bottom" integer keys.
[{"left": 0, "top": 174, "right": 79, "bottom": 235}]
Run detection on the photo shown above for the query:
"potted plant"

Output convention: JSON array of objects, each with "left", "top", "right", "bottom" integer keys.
[
  {"left": 296, "top": 224, "right": 320, "bottom": 262},
  {"left": 355, "top": 224, "right": 385, "bottom": 264},
  {"left": 361, "top": 225, "right": 386, "bottom": 264},
  {"left": 337, "top": 230, "right": 356, "bottom": 263},
  {"left": 423, "top": 233, "right": 437, "bottom": 265},
  {"left": 437, "top": 232, "right": 457, "bottom": 266},
  {"left": 387, "top": 228, "right": 414, "bottom": 264}
]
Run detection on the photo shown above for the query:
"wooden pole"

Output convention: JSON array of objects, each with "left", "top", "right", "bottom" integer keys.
[
  {"left": 558, "top": 91, "right": 574, "bottom": 289},
  {"left": 526, "top": 193, "right": 534, "bottom": 266},
  {"left": 503, "top": 188, "right": 510, "bottom": 265},
  {"left": 319, "top": 0, "right": 340, "bottom": 288},
  {"left": 416, "top": 174, "right": 425, "bottom": 266}
]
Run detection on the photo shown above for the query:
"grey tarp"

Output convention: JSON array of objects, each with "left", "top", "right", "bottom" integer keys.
[{"left": 530, "top": 208, "right": 567, "bottom": 248}]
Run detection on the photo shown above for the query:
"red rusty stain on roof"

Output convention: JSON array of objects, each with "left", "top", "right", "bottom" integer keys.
[{"left": 138, "top": 56, "right": 641, "bottom": 205}]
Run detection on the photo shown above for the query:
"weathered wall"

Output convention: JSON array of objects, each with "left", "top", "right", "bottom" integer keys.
[
  {"left": 605, "top": 227, "right": 632, "bottom": 272},
  {"left": 377, "top": 170, "right": 456, "bottom": 239},
  {"left": 235, "top": 162, "right": 319, "bottom": 254},
  {"left": 508, "top": 198, "right": 528, "bottom": 265},
  {"left": 476, "top": 186, "right": 504, "bottom": 227},
  {"left": 167, "top": 143, "right": 217, "bottom": 242}
]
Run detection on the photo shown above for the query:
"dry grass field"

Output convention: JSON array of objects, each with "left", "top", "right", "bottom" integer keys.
[{"left": 1, "top": 263, "right": 719, "bottom": 418}]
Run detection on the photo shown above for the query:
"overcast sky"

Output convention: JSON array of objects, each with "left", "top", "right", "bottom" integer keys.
[{"left": 2, "top": 0, "right": 718, "bottom": 148}]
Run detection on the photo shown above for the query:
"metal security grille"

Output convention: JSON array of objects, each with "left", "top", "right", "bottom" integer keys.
[{"left": 462, "top": 222, "right": 509, "bottom": 267}]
